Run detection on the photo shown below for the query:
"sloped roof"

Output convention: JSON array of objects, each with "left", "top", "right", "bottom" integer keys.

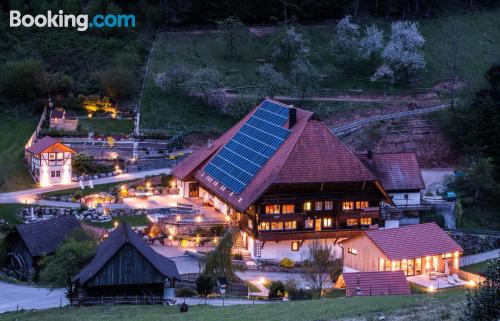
[
  {"left": 173, "top": 99, "right": 382, "bottom": 211},
  {"left": 341, "top": 271, "right": 410, "bottom": 296},
  {"left": 357, "top": 153, "right": 425, "bottom": 191},
  {"left": 73, "top": 223, "right": 180, "bottom": 284},
  {"left": 364, "top": 223, "right": 463, "bottom": 260},
  {"left": 25, "top": 136, "right": 76, "bottom": 155},
  {"left": 16, "top": 215, "right": 81, "bottom": 257}
]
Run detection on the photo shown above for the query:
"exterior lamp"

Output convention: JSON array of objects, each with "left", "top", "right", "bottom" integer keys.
[
  {"left": 176, "top": 215, "right": 181, "bottom": 222},
  {"left": 146, "top": 182, "right": 151, "bottom": 189},
  {"left": 259, "top": 277, "right": 266, "bottom": 284},
  {"left": 428, "top": 285, "right": 435, "bottom": 293},
  {"left": 113, "top": 221, "right": 119, "bottom": 228},
  {"left": 467, "top": 280, "right": 476, "bottom": 287}
]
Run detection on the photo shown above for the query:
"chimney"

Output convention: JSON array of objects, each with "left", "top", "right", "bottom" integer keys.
[
  {"left": 288, "top": 107, "right": 297, "bottom": 129},
  {"left": 367, "top": 150, "right": 373, "bottom": 160}
]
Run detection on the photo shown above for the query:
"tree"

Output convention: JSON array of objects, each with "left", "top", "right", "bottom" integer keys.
[
  {"left": 196, "top": 274, "right": 215, "bottom": 297},
  {"left": 302, "top": 240, "right": 338, "bottom": 298},
  {"left": 331, "top": 16, "right": 360, "bottom": 69},
  {"left": 257, "top": 64, "right": 287, "bottom": 98},
  {"left": 359, "top": 24, "right": 384, "bottom": 60},
  {"left": 268, "top": 281, "right": 285, "bottom": 299},
  {"left": 72, "top": 153, "right": 94, "bottom": 174},
  {"left": 98, "top": 67, "right": 136, "bottom": 101},
  {"left": 187, "top": 67, "right": 223, "bottom": 100},
  {"left": 371, "top": 64, "right": 395, "bottom": 98},
  {"left": 379, "top": 21, "right": 425, "bottom": 83},
  {"left": 201, "top": 230, "right": 236, "bottom": 280},
  {"left": 462, "top": 157, "right": 498, "bottom": 202},
  {"left": 0, "top": 59, "right": 49, "bottom": 101},
  {"left": 272, "top": 26, "right": 309, "bottom": 68},
  {"left": 155, "top": 64, "right": 192, "bottom": 94},
  {"left": 216, "top": 16, "right": 246, "bottom": 58},
  {"left": 39, "top": 231, "right": 96, "bottom": 288},
  {"left": 459, "top": 258, "right": 499, "bottom": 321},
  {"left": 291, "top": 58, "right": 319, "bottom": 107}
]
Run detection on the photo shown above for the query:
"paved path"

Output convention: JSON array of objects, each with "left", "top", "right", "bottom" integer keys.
[
  {"left": 460, "top": 249, "right": 500, "bottom": 267},
  {"left": 0, "top": 168, "right": 171, "bottom": 204},
  {"left": 248, "top": 281, "right": 269, "bottom": 297},
  {"left": 0, "top": 281, "right": 68, "bottom": 313}
]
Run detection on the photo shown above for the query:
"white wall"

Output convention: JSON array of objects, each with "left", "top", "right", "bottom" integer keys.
[
  {"left": 389, "top": 191, "right": 421, "bottom": 206},
  {"left": 250, "top": 238, "right": 344, "bottom": 262}
]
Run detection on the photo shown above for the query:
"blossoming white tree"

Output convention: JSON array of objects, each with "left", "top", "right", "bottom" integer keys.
[
  {"left": 359, "top": 24, "right": 384, "bottom": 60},
  {"left": 378, "top": 21, "right": 426, "bottom": 83}
]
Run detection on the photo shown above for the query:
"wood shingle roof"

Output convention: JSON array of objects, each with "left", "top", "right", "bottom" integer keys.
[
  {"left": 16, "top": 215, "right": 81, "bottom": 257},
  {"left": 73, "top": 223, "right": 180, "bottom": 284}
]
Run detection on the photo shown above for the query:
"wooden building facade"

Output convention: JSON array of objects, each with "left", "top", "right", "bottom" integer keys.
[{"left": 72, "top": 223, "right": 180, "bottom": 301}]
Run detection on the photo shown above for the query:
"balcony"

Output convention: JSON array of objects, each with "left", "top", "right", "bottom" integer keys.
[
  {"left": 258, "top": 212, "right": 306, "bottom": 222},
  {"left": 339, "top": 207, "right": 380, "bottom": 219}
]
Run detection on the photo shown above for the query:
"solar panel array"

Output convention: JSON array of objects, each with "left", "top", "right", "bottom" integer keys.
[{"left": 204, "top": 101, "right": 291, "bottom": 194}]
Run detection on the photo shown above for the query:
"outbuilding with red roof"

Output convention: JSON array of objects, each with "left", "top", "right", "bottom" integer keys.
[{"left": 341, "top": 222, "right": 463, "bottom": 276}]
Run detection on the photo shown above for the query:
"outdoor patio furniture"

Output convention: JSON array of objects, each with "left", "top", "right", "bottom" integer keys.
[
  {"left": 452, "top": 274, "right": 463, "bottom": 284},
  {"left": 447, "top": 276, "right": 456, "bottom": 285}
]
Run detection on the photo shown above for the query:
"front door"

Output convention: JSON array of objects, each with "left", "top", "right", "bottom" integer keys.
[{"left": 315, "top": 219, "right": 322, "bottom": 231}]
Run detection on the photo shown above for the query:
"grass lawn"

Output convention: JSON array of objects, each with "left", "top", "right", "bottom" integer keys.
[
  {"left": 0, "top": 106, "right": 39, "bottom": 192},
  {"left": 0, "top": 290, "right": 466, "bottom": 321},
  {"left": 78, "top": 118, "right": 134, "bottom": 136},
  {"left": 141, "top": 10, "right": 500, "bottom": 132},
  {"left": 90, "top": 215, "right": 149, "bottom": 229},
  {"left": 461, "top": 261, "right": 492, "bottom": 276},
  {"left": 0, "top": 204, "right": 24, "bottom": 225}
]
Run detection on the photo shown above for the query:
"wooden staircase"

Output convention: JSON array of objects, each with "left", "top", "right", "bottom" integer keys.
[{"left": 232, "top": 232, "right": 258, "bottom": 270}]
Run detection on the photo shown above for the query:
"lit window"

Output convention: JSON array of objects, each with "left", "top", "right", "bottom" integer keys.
[
  {"left": 442, "top": 253, "right": 453, "bottom": 259},
  {"left": 57, "top": 152, "right": 63, "bottom": 160},
  {"left": 315, "top": 202, "right": 323, "bottom": 211},
  {"left": 323, "top": 217, "right": 332, "bottom": 228},
  {"left": 346, "top": 218, "right": 358, "bottom": 226},
  {"left": 259, "top": 222, "right": 270, "bottom": 231},
  {"left": 356, "top": 201, "right": 369, "bottom": 209},
  {"left": 265, "top": 205, "right": 280, "bottom": 214},
  {"left": 248, "top": 220, "right": 253, "bottom": 229},
  {"left": 284, "top": 221, "right": 297, "bottom": 230},
  {"left": 379, "top": 259, "right": 385, "bottom": 271},
  {"left": 360, "top": 218, "right": 372, "bottom": 225},
  {"left": 282, "top": 204, "right": 295, "bottom": 214},
  {"left": 348, "top": 248, "right": 358, "bottom": 255},
  {"left": 49, "top": 153, "right": 56, "bottom": 160},
  {"left": 271, "top": 222, "right": 283, "bottom": 230},
  {"left": 291, "top": 241, "right": 300, "bottom": 251},
  {"left": 304, "top": 218, "right": 314, "bottom": 229},
  {"left": 342, "top": 201, "right": 354, "bottom": 210},
  {"left": 324, "top": 201, "right": 333, "bottom": 210},
  {"left": 303, "top": 202, "right": 311, "bottom": 211}
]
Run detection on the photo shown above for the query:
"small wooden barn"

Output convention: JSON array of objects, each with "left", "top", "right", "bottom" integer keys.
[
  {"left": 71, "top": 223, "right": 180, "bottom": 303},
  {"left": 8, "top": 215, "right": 81, "bottom": 279}
]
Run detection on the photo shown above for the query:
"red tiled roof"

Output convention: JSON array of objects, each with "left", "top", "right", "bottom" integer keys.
[
  {"left": 364, "top": 223, "right": 463, "bottom": 260},
  {"left": 357, "top": 153, "right": 425, "bottom": 191},
  {"left": 342, "top": 271, "right": 410, "bottom": 296},
  {"left": 173, "top": 99, "right": 382, "bottom": 211},
  {"left": 25, "top": 136, "right": 76, "bottom": 155},
  {"left": 275, "top": 120, "right": 377, "bottom": 183}
]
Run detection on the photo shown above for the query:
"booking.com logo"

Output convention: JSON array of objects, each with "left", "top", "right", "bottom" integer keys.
[{"left": 9, "top": 10, "right": 136, "bottom": 32}]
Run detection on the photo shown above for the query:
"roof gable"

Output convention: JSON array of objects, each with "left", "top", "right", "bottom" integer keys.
[
  {"left": 364, "top": 223, "right": 463, "bottom": 260},
  {"left": 275, "top": 120, "right": 377, "bottom": 184},
  {"left": 73, "top": 223, "right": 180, "bottom": 284},
  {"left": 16, "top": 215, "right": 81, "bottom": 257},
  {"left": 341, "top": 271, "right": 410, "bottom": 296},
  {"left": 357, "top": 153, "right": 425, "bottom": 191},
  {"left": 26, "top": 136, "right": 76, "bottom": 155}
]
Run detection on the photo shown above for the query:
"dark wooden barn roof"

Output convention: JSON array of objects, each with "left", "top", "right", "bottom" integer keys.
[
  {"left": 357, "top": 152, "right": 425, "bottom": 191},
  {"left": 341, "top": 271, "right": 411, "bottom": 296},
  {"left": 15, "top": 215, "right": 81, "bottom": 257},
  {"left": 173, "top": 99, "right": 388, "bottom": 211},
  {"left": 73, "top": 223, "right": 180, "bottom": 284}
]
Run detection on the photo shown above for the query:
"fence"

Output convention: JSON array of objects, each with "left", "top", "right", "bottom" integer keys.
[
  {"left": 70, "top": 296, "right": 173, "bottom": 306},
  {"left": 453, "top": 268, "right": 486, "bottom": 284},
  {"left": 24, "top": 106, "right": 47, "bottom": 155}
]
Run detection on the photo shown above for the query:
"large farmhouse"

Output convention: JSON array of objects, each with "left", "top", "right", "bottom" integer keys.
[{"left": 172, "top": 99, "right": 425, "bottom": 260}]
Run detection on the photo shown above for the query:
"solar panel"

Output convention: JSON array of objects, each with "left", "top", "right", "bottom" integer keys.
[{"left": 204, "top": 101, "right": 291, "bottom": 194}]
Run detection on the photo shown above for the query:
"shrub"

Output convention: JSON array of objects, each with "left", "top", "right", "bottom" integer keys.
[
  {"left": 268, "top": 281, "right": 285, "bottom": 300},
  {"left": 176, "top": 287, "right": 197, "bottom": 297},
  {"left": 196, "top": 274, "right": 215, "bottom": 297},
  {"left": 280, "top": 258, "right": 295, "bottom": 268}
]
